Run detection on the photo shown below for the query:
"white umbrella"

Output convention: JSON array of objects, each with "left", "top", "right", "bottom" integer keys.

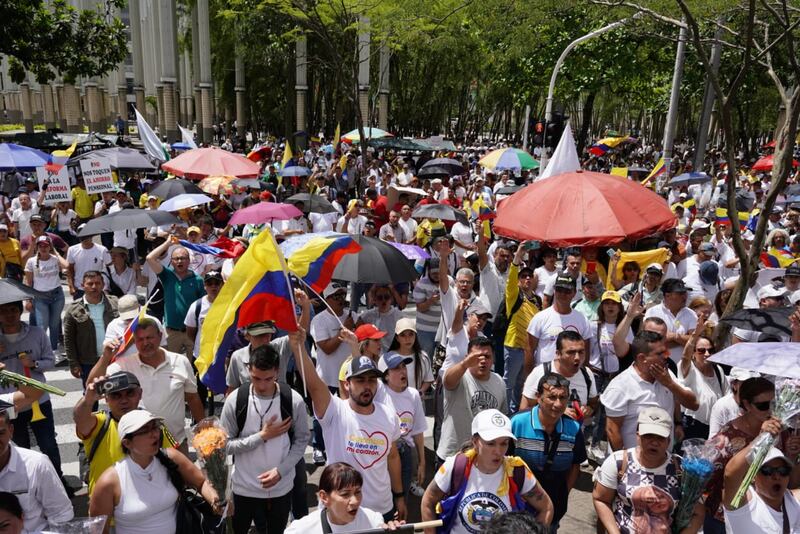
[
  {"left": 157, "top": 193, "right": 214, "bottom": 212},
  {"left": 709, "top": 342, "right": 800, "bottom": 379}
]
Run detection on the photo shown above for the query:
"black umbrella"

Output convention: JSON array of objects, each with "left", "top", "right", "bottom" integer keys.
[
  {"left": 496, "top": 185, "right": 523, "bottom": 195},
  {"left": 0, "top": 278, "right": 47, "bottom": 305},
  {"left": 78, "top": 208, "right": 181, "bottom": 237},
  {"left": 717, "top": 189, "right": 756, "bottom": 213},
  {"left": 150, "top": 179, "right": 203, "bottom": 199},
  {"left": 70, "top": 147, "right": 156, "bottom": 171},
  {"left": 627, "top": 165, "right": 650, "bottom": 174},
  {"left": 412, "top": 203, "right": 469, "bottom": 224},
  {"left": 332, "top": 235, "right": 419, "bottom": 283},
  {"left": 420, "top": 158, "right": 464, "bottom": 176},
  {"left": 234, "top": 178, "right": 269, "bottom": 190},
  {"left": 417, "top": 165, "right": 457, "bottom": 178},
  {"left": 286, "top": 193, "right": 337, "bottom": 214},
  {"left": 720, "top": 307, "right": 793, "bottom": 338}
]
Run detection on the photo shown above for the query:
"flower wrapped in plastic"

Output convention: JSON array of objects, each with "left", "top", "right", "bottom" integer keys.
[
  {"left": 191, "top": 417, "right": 231, "bottom": 517},
  {"left": 673, "top": 438, "right": 724, "bottom": 533},
  {"left": 730, "top": 378, "right": 800, "bottom": 508}
]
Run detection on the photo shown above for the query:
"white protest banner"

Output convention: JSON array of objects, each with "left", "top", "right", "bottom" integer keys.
[
  {"left": 79, "top": 158, "right": 116, "bottom": 194},
  {"left": 36, "top": 166, "right": 71, "bottom": 205}
]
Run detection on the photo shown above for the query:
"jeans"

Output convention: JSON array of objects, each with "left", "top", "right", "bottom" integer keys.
[
  {"left": 232, "top": 493, "right": 291, "bottom": 534},
  {"left": 350, "top": 282, "right": 371, "bottom": 312},
  {"left": 503, "top": 346, "right": 525, "bottom": 414},
  {"left": 290, "top": 459, "right": 308, "bottom": 519},
  {"left": 34, "top": 288, "right": 65, "bottom": 351},
  {"left": 397, "top": 440, "right": 413, "bottom": 497},
  {"left": 13, "top": 400, "right": 62, "bottom": 477},
  {"left": 416, "top": 330, "right": 437, "bottom": 362}
]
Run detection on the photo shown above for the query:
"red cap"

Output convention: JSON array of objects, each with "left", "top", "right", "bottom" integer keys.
[
  {"left": 355, "top": 324, "right": 386, "bottom": 341},
  {"left": 259, "top": 191, "right": 273, "bottom": 201}
]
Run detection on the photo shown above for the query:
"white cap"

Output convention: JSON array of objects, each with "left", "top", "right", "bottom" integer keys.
[
  {"left": 637, "top": 407, "right": 672, "bottom": 438},
  {"left": 758, "top": 284, "right": 788, "bottom": 300},
  {"left": 117, "top": 295, "right": 140, "bottom": 321},
  {"left": 729, "top": 367, "right": 761, "bottom": 381},
  {"left": 394, "top": 317, "right": 417, "bottom": 335},
  {"left": 691, "top": 219, "right": 711, "bottom": 230},
  {"left": 117, "top": 409, "right": 164, "bottom": 440},
  {"left": 471, "top": 409, "right": 515, "bottom": 442},
  {"left": 323, "top": 281, "right": 348, "bottom": 298},
  {"left": 741, "top": 229, "right": 755, "bottom": 241},
  {"left": 431, "top": 178, "right": 443, "bottom": 185},
  {"left": 791, "top": 290, "right": 800, "bottom": 306},
  {"left": 763, "top": 447, "right": 793, "bottom": 467}
]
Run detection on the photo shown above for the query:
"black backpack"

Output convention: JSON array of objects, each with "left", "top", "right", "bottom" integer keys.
[
  {"left": 234, "top": 381, "right": 294, "bottom": 443},
  {"left": 543, "top": 361, "right": 593, "bottom": 404},
  {"left": 492, "top": 293, "right": 540, "bottom": 338}
]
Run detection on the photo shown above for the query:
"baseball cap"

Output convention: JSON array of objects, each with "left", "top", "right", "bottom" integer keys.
[
  {"left": 790, "top": 290, "right": 800, "bottom": 306},
  {"left": 471, "top": 409, "right": 515, "bottom": 442},
  {"left": 29, "top": 214, "right": 45, "bottom": 224},
  {"left": 645, "top": 263, "right": 664, "bottom": 275},
  {"left": 786, "top": 266, "right": 800, "bottom": 278},
  {"left": 691, "top": 219, "right": 711, "bottom": 230},
  {"left": 204, "top": 270, "right": 223, "bottom": 282},
  {"left": 323, "top": 282, "right": 348, "bottom": 298},
  {"left": 35, "top": 235, "right": 50, "bottom": 245},
  {"left": 117, "top": 294, "right": 140, "bottom": 320},
  {"left": 431, "top": 178, "right": 443, "bottom": 185},
  {"left": 553, "top": 272, "right": 577, "bottom": 291},
  {"left": 772, "top": 205, "right": 785, "bottom": 214},
  {"left": 117, "top": 409, "right": 164, "bottom": 440},
  {"left": 378, "top": 353, "right": 413, "bottom": 373},
  {"left": 698, "top": 242, "right": 716, "bottom": 254},
  {"left": 355, "top": 324, "right": 386, "bottom": 341},
  {"left": 0, "top": 399, "right": 15, "bottom": 420},
  {"left": 699, "top": 261, "right": 720, "bottom": 286},
  {"left": 246, "top": 321, "right": 277, "bottom": 336},
  {"left": 394, "top": 317, "right": 417, "bottom": 335},
  {"left": 762, "top": 447, "right": 793, "bottom": 468},
  {"left": 104, "top": 371, "right": 141, "bottom": 394},
  {"left": 601, "top": 290, "right": 622, "bottom": 304},
  {"left": 661, "top": 278, "right": 689, "bottom": 294},
  {"left": 466, "top": 300, "right": 492, "bottom": 319},
  {"left": 345, "top": 355, "right": 382, "bottom": 379},
  {"left": 187, "top": 226, "right": 201, "bottom": 235},
  {"left": 637, "top": 407, "right": 672, "bottom": 438},
  {"left": 758, "top": 284, "right": 788, "bottom": 300},
  {"left": 741, "top": 229, "right": 755, "bottom": 241},
  {"left": 729, "top": 367, "right": 761, "bottom": 381}
]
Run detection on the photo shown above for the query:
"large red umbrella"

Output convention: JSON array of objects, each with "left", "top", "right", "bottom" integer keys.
[
  {"left": 229, "top": 202, "right": 303, "bottom": 226},
  {"left": 493, "top": 170, "right": 677, "bottom": 246},
  {"left": 161, "top": 147, "right": 261, "bottom": 180},
  {"left": 751, "top": 154, "right": 799, "bottom": 172}
]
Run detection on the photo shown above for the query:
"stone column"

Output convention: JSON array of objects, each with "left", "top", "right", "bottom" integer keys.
[
  {"left": 357, "top": 18, "right": 370, "bottom": 126},
  {"left": 295, "top": 37, "right": 308, "bottom": 142},
  {"left": 63, "top": 83, "right": 81, "bottom": 133},
  {"left": 42, "top": 84, "right": 56, "bottom": 130},
  {"left": 235, "top": 54, "right": 246, "bottom": 142},
  {"left": 19, "top": 82, "right": 34, "bottom": 133},
  {"left": 54, "top": 81, "right": 66, "bottom": 130},
  {"left": 156, "top": 84, "right": 165, "bottom": 135},
  {"left": 156, "top": 0, "right": 179, "bottom": 142},
  {"left": 200, "top": 85, "right": 213, "bottom": 143},
  {"left": 183, "top": 51, "right": 194, "bottom": 127},
  {"left": 128, "top": 0, "right": 147, "bottom": 118},
  {"left": 378, "top": 44, "right": 390, "bottom": 130},
  {"left": 196, "top": 0, "right": 214, "bottom": 143}
]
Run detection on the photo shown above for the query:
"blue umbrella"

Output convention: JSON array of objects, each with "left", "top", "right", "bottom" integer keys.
[
  {"left": 320, "top": 144, "right": 334, "bottom": 154},
  {"left": 669, "top": 172, "right": 711, "bottom": 187},
  {"left": 171, "top": 142, "right": 192, "bottom": 151},
  {"left": 280, "top": 166, "right": 312, "bottom": 177},
  {"left": 0, "top": 143, "right": 50, "bottom": 171}
]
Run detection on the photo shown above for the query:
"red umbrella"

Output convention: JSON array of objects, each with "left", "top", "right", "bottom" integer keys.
[
  {"left": 493, "top": 170, "right": 677, "bottom": 247},
  {"left": 161, "top": 147, "right": 261, "bottom": 180},
  {"left": 751, "top": 154, "right": 799, "bottom": 172},
  {"left": 229, "top": 202, "right": 303, "bottom": 226}
]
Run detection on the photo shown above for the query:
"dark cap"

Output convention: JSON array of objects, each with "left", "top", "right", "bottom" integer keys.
[
  {"left": 106, "top": 371, "right": 141, "bottom": 393},
  {"left": 698, "top": 242, "right": 716, "bottom": 254},
  {"left": 29, "top": 214, "right": 45, "bottom": 223},
  {"left": 345, "top": 355, "right": 382, "bottom": 379},
  {"left": 553, "top": 271, "right": 577, "bottom": 291},
  {"left": 786, "top": 266, "right": 800, "bottom": 278},
  {"left": 204, "top": 270, "right": 223, "bottom": 282},
  {"left": 246, "top": 321, "right": 277, "bottom": 336},
  {"left": 661, "top": 278, "right": 689, "bottom": 294}
]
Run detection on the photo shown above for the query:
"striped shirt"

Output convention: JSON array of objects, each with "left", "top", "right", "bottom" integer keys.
[{"left": 412, "top": 276, "right": 442, "bottom": 333}]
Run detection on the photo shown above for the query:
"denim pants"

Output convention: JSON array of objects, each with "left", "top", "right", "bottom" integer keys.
[
  {"left": 503, "top": 346, "right": 525, "bottom": 414},
  {"left": 396, "top": 440, "right": 413, "bottom": 497},
  {"left": 416, "top": 330, "right": 437, "bottom": 362},
  {"left": 13, "top": 400, "right": 62, "bottom": 477},
  {"left": 34, "top": 288, "right": 64, "bottom": 351}
]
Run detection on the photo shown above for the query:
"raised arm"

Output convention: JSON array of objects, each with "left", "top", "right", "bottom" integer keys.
[
  {"left": 145, "top": 236, "right": 173, "bottom": 276},
  {"left": 613, "top": 291, "right": 642, "bottom": 357}
]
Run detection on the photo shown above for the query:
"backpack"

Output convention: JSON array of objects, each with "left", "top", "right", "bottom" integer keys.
[
  {"left": 234, "top": 381, "right": 294, "bottom": 443},
  {"left": 437, "top": 452, "right": 532, "bottom": 533},
  {"left": 543, "top": 361, "right": 592, "bottom": 404}
]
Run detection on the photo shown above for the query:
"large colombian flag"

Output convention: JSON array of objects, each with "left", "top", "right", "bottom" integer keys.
[{"left": 197, "top": 229, "right": 360, "bottom": 393}]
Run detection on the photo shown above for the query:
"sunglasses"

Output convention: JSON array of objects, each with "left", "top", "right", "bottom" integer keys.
[
  {"left": 752, "top": 400, "right": 772, "bottom": 411},
  {"left": 541, "top": 375, "right": 570, "bottom": 389},
  {"left": 695, "top": 347, "right": 714, "bottom": 354},
  {"left": 375, "top": 295, "right": 391, "bottom": 301},
  {"left": 759, "top": 464, "right": 792, "bottom": 477},
  {"left": 329, "top": 294, "right": 346, "bottom": 301}
]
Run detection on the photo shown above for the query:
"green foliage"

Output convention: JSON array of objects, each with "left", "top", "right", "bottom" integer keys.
[{"left": 0, "top": 0, "right": 128, "bottom": 84}]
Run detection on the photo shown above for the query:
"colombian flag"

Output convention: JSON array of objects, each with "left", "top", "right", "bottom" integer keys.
[
  {"left": 197, "top": 229, "right": 360, "bottom": 393},
  {"left": 715, "top": 207, "right": 750, "bottom": 229},
  {"left": 641, "top": 157, "right": 666, "bottom": 187},
  {"left": 113, "top": 302, "right": 148, "bottom": 361},
  {"left": 280, "top": 232, "right": 363, "bottom": 294},
  {"left": 761, "top": 248, "right": 797, "bottom": 268},
  {"left": 471, "top": 196, "right": 496, "bottom": 221},
  {"left": 589, "top": 136, "right": 635, "bottom": 156}
]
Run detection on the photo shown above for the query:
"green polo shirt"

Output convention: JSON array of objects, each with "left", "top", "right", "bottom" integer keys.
[{"left": 157, "top": 267, "right": 205, "bottom": 329}]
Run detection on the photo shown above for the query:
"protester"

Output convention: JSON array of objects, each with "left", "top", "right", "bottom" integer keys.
[{"left": 23, "top": 236, "right": 68, "bottom": 351}]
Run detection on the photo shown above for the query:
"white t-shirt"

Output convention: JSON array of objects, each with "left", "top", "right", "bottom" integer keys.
[
  {"left": 479, "top": 261, "right": 509, "bottom": 318},
  {"left": 724, "top": 487, "right": 800, "bottom": 534},
  {"left": 522, "top": 362, "right": 597, "bottom": 406},
  {"left": 644, "top": 304, "right": 698, "bottom": 363},
  {"left": 10, "top": 205, "right": 39, "bottom": 239},
  {"left": 600, "top": 366, "right": 676, "bottom": 450},
  {"left": 677, "top": 362, "right": 728, "bottom": 425},
  {"left": 590, "top": 322, "right": 632, "bottom": 374},
  {"left": 24, "top": 256, "right": 61, "bottom": 291},
  {"left": 526, "top": 307, "right": 593, "bottom": 365},
  {"left": 311, "top": 309, "right": 355, "bottom": 387},
  {"left": 398, "top": 218, "right": 417, "bottom": 242},
  {"left": 106, "top": 266, "right": 137, "bottom": 296},
  {"left": 53, "top": 208, "right": 77, "bottom": 232},
  {"left": 708, "top": 393, "right": 740, "bottom": 438},
  {"left": 433, "top": 455, "right": 537, "bottom": 534},
  {"left": 184, "top": 296, "right": 212, "bottom": 359},
  {"left": 533, "top": 265, "right": 557, "bottom": 299},
  {"left": 285, "top": 507, "right": 384, "bottom": 534},
  {"left": 450, "top": 221, "right": 474, "bottom": 257},
  {"left": 358, "top": 307, "right": 403, "bottom": 352},
  {"left": 383, "top": 386, "right": 427, "bottom": 446},
  {"left": 336, "top": 215, "right": 368, "bottom": 235},
  {"left": 317, "top": 395, "right": 401, "bottom": 514},
  {"left": 66, "top": 243, "right": 110, "bottom": 288}
]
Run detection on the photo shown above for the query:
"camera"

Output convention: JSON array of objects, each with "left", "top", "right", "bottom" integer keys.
[{"left": 94, "top": 374, "right": 130, "bottom": 395}]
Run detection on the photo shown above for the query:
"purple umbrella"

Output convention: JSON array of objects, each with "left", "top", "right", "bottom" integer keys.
[
  {"left": 230, "top": 202, "right": 303, "bottom": 226},
  {"left": 389, "top": 241, "right": 430, "bottom": 260}
]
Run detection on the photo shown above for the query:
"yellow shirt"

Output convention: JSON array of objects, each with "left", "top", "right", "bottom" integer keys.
[
  {"left": 503, "top": 263, "right": 540, "bottom": 349},
  {"left": 81, "top": 412, "right": 176, "bottom": 495},
  {"left": 71, "top": 187, "right": 97, "bottom": 219},
  {"left": 0, "top": 238, "right": 21, "bottom": 276},
  {"left": 416, "top": 219, "right": 445, "bottom": 247}
]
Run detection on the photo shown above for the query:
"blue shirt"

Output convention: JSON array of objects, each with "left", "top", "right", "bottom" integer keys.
[{"left": 87, "top": 300, "right": 105, "bottom": 356}]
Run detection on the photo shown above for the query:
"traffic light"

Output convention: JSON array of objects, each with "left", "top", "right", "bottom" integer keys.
[
  {"left": 531, "top": 119, "right": 545, "bottom": 147},
  {"left": 545, "top": 113, "right": 568, "bottom": 149}
]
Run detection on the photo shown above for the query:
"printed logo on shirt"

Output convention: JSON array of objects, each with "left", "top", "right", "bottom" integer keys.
[
  {"left": 397, "top": 411, "right": 413, "bottom": 437},
  {"left": 470, "top": 391, "right": 499, "bottom": 413},
  {"left": 457, "top": 492, "right": 507, "bottom": 534},
  {"left": 346, "top": 430, "right": 389, "bottom": 469}
]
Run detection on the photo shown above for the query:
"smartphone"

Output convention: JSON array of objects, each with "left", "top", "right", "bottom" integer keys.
[
  {"left": 607, "top": 248, "right": 616, "bottom": 258},
  {"left": 524, "top": 240, "right": 541, "bottom": 250},
  {"left": 586, "top": 261, "right": 597, "bottom": 275}
]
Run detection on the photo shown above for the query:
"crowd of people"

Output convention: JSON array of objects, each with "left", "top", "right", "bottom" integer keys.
[{"left": 0, "top": 137, "right": 799, "bottom": 534}]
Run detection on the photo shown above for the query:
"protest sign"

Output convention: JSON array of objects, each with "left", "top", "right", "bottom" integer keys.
[
  {"left": 36, "top": 166, "right": 71, "bottom": 205},
  {"left": 79, "top": 158, "right": 115, "bottom": 194}
]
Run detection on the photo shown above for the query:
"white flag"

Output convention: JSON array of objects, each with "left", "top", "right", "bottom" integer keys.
[
  {"left": 134, "top": 107, "right": 167, "bottom": 163},
  {"left": 178, "top": 124, "right": 198, "bottom": 149},
  {"left": 537, "top": 121, "right": 581, "bottom": 181}
]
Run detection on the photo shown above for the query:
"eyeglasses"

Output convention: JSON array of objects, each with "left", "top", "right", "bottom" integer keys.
[
  {"left": 329, "top": 294, "right": 346, "bottom": 301},
  {"left": 375, "top": 295, "right": 391, "bottom": 301},
  {"left": 759, "top": 465, "right": 792, "bottom": 477},
  {"left": 751, "top": 400, "right": 772, "bottom": 411},
  {"left": 694, "top": 347, "right": 714, "bottom": 354},
  {"left": 172, "top": 256, "right": 190, "bottom": 261}
]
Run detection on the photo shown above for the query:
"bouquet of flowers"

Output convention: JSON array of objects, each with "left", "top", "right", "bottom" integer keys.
[
  {"left": 731, "top": 378, "right": 800, "bottom": 508},
  {"left": 673, "top": 438, "right": 724, "bottom": 533},
  {"left": 191, "top": 417, "right": 231, "bottom": 529}
]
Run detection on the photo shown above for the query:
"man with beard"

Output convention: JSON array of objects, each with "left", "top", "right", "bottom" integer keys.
[{"left": 290, "top": 327, "right": 406, "bottom": 522}]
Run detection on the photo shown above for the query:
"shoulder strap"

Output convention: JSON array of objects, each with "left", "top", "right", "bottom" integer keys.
[
  {"left": 87, "top": 410, "right": 112, "bottom": 464},
  {"left": 278, "top": 382, "right": 294, "bottom": 443},
  {"left": 712, "top": 364, "right": 723, "bottom": 393},
  {"left": 508, "top": 294, "right": 524, "bottom": 320},
  {"left": 543, "top": 431, "right": 562, "bottom": 474},
  {"left": 448, "top": 453, "right": 470, "bottom": 497},
  {"left": 320, "top": 509, "right": 333, "bottom": 534},
  {"left": 193, "top": 299, "right": 202, "bottom": 327},
  {"left": 234, "top": 382, "right": 250, "bottom": 438},
  {"left": 544, "top": 361, "right": 551, "bottom": 375},
  {"left": 617, "top": 450, "right": 629, "bottom": 482},
  {"left": 580, "top": 366, "right": 592, "bottom": 401}
]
